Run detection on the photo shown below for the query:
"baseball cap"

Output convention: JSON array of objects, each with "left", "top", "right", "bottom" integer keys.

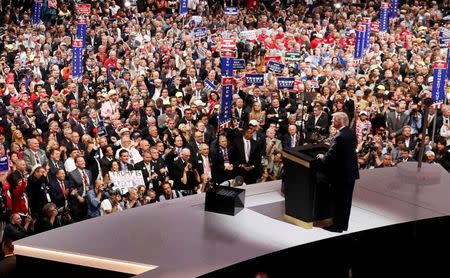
[
  {"left": 175, "top": 91, "right": 183, "bottom": 97},
  {"left": 376, "top": 85, "right": 386, "bottom": 90},
  {"left": 194, "top": 100, "right": 205, "bottom": 106},
  {"left": 249, "top": 119, "right": 259, "bottom": 126},
  {"left": 359, "top": 110, "right": 368, "bottom": 116}
]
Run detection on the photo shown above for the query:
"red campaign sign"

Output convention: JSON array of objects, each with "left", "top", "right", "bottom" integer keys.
[
  {"left": 357, "top": 25, "right": 366, "bottom": 32},
  {"left": 264, "top": 55, "right": 282, "bottom": 65},
  {"left": 221, "top": 38, "right": 237, "bottom": 49},
  {"left": 78, "top": 4, "right": 91, "bottom": 15},
  {"left": 221, "top": 77, "right": 234, "bottom": 86},
  {"left": 380, "top": 2, "right": 389, "bottom": 9},
  {"left": 220, "top": 50, "right": 235, "bottom": 58},
  {"left": 371, "top": 22, "right": 380, "bottom": 32},
  {"left": 73, "top": 40, "right": 83, "bottom": 48},
  {"left": 433, "top": 61, "right": 447, "bottom": 69},
  {"left": 362, "top": 17, "right": 371, "bottom": 23}
]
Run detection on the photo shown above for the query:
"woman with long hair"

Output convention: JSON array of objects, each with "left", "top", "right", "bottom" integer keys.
[
  {"left": 11, "top": 130, "right": 26, "bottom": 152},
  {"left": 248, "top": 101, "right": 266, "bottom": 127}
]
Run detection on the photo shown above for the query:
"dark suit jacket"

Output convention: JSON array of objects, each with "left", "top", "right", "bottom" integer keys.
[
  {"left": 386, "top": 111, "right": 410, "bottom": 136},
  {"left": 193, "top": 154, "right": 213, "bottom": 177},
  {"left": 68, "top": 168, "right": 94, "bottom": 190},
  {"left": 49, "top": 178, "right": 71, "bottom": 208},
  {"left": 265, "top": 107, "right": 288, "bottom": 127},
  {"left": 231, "top": 136, "right": 262, "bottom": 184},
  {"left": 48, "top": 160, "right": 64, "bottom": 177},
  {"left": 282, "top": 133, "right": 301, "bottom": 149},
  {"left": 73, "top": 123, "right": 94, "bottom": 137},
  {"left": 211, "top": 145, "right": 234, "bottom": 184},
  {"left": 134, "top": 161, "right": 153, "bottom": 189},
  {"left": 322, "top": 126, "right": 360, "bottom": 184}
]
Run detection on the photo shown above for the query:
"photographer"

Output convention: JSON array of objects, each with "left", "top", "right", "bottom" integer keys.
[
  {"left": 100, "top": 189, "right": 123, "bottom": 215},
  {"left": 86, "top": 179, "right": 108, "bottom": 218},
  {"left": 34, "top": 202, "right": 72, "bottom": 234},
  {"left": 360, "top": 141, "right": 383, "bottom": 169}
]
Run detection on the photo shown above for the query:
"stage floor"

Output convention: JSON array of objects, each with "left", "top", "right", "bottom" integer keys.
[{"left": 14, "top": 164, "right": 450, "bottom": 277}]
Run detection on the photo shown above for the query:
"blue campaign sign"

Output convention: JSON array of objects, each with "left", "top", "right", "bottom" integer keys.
[
  {"left": 362, "top": 17, "right": 371, "bottom": 51},
  {"left": 0, "top": 154, "right": 8, "bottom": 172},
  {"left": 354, "top": 25, "right": 366, "bottom": 60},
  {"left": 380, "top": 2, "right": 389, "bottom": 32},
  {"left": 432, "top": 61, "right": 447, "bottom": 103},
  {"left": 245, "top": 74, "right": 264, "bottom": 86},
  {"left": 233, "top": 59, "right": 246, "bottom": 70},
  {"left": 390, "top": 0, "right": 398, "bottom": 18},
  {"left": 193, "top": 27, "right": 207, "bottom": 40},
  {"left": 224, "top": 7, "right": 238, "bottom": 15},
  {"left": 219, "top": 85, "right": 233, "bottom": 126},
  {"left": 277, "top": 77, "right": 295, "bottom": 90},
  {"left": 267, "top": 60, "right": 285, "bottom": 74},
  {"left": 179, "top": 0, "right": 188, "bottom": 14},
  {"left": 72, "top": 40, "right": 84, "bottom": 78},
  {"left": 204, "top": 79, "right": 217, "bottom": 91},
  {"left": 77, "top": 20, "right": 87, "bottom": 48},
  {"left": 447, "top": 45, "right": 450, "bottom": 80},
  {"left": 221, "top": 57, "right": 234, "bottom": 77}
]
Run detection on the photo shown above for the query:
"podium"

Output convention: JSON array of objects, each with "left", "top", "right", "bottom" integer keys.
[{"left": 282, "top": 144, "right": 332, "bottom": 228}]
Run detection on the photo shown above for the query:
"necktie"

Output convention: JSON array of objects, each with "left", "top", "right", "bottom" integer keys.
[
  {"left": 222, "top": 148, "right": 229, "bottom": 163},
  {"left": 245, "top": 139, "right": 250, "bottom": 162},
  {"left": 82, "top": 170, "right": 88, "bottom": 186},
  {"left": 34, "top": 152, "right": 41, "bottom": 164},
  {"left": 54, "top": 161, "right": 59, "bottom": 169},
  {"left": 60, "top": 181, "right": 66, "bottom": 195},
  {"left": 204, "top": 157, "right": 211, "bottom": 178},
  {"left": 396, "top": 113, "right": 400, "bottom": 126},
  {"left": 291, "top": 135, "right": 296, "bottom": 148}
]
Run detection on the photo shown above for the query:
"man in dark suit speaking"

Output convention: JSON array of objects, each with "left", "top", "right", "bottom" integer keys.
[{"left": 317, "top": 112, "right": 359, "bottom": 233}]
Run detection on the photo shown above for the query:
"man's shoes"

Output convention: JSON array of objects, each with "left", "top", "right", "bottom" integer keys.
[{"left": 322, "top": 225, "right": 344, "bottom": 233}]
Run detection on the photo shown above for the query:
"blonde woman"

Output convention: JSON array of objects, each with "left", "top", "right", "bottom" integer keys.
[
  {"left": 248, "top": 102, "right": 266, "bottom": 127},
  {"left": 11, "top": 130, "right": 26, "bottom": 151}
]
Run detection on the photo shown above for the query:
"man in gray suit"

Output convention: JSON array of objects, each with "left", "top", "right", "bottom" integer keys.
[
  {"left": 68, "top": 156, "right": 94, "bottom": 192},
  {"left": 386, "top": 102, "right": 410, "bottom": 137},
  {"left": 22, "top": 138, "right": 49, "bottom": 172}
]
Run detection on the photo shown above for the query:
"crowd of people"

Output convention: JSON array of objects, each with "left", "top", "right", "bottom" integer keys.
[{"left": 0, "top": 0, "right": 450, "bottom": 261}]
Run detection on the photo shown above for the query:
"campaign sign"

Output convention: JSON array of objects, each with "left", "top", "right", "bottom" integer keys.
[
  {"left": 245, "top": 74, "right": 264, "bottom": 86},
  {"left": 192, "top": 15, "right": 202, "bottom": 24},
  {"left": 78, "top": 4, "right": 91, "bottom": 15},
  {"left": 233, "top": 59, "right": 246, "bottom": 70},
  {"left": 110, "top": 171, "right": 146, "bottom": 194},
  {"left": 204, "top": 79, "right": 217, "bottom": 91},
  {"left": 380, "top": 2, "right": 389, "bottom": 32},
  {"left": 285, "top": 52, "right": 301, "bottom": 62},
  {"left": 447, "top": 44, "right": 450, "bottom": 80},
  {"left": 220, "top": 49, "right": 236, "bottom": 58},
  {"left": 224, "top": 6, "right": 238, "bottom": 15},
  {"left": 221, "top": 38, "right": 237, "bottom": 50},
  {"left": 267, "top": 60, "right": 285, "bottom": 74},
  {"left": 432, "top": 61, "right": 447, "bottom": 104},
  {"left": 179, "top": 0, "right": 188, "bottom": 14},
  {"left": 221, "top": 77, "right": 234, "bottom": 86},
  {"left": 277, "top": 77, "right": 295, "bottom": 90},
  {"left": 0, "top": 155, "right": 8, "bottom": 173},
  {"left": 221, "top": 57, "right": 234, "bottom": 76},
  {"left": 193, "top": 27, "right": 207, "bottom": 40},
  {"left": 264, "top": 55, "right": 282, "bottom": 65},
  {"left": 240, "top": 30, "right": 257, "bottom": 40}
]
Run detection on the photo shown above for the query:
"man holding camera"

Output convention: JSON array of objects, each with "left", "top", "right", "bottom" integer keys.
[{"left": 86, "top": 180, "right": 108, "bottom": 218}]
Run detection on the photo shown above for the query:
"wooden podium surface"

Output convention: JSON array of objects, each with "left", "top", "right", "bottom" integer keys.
[{"left": 282, "top": 144, "right": 331, "bottom": 228}]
